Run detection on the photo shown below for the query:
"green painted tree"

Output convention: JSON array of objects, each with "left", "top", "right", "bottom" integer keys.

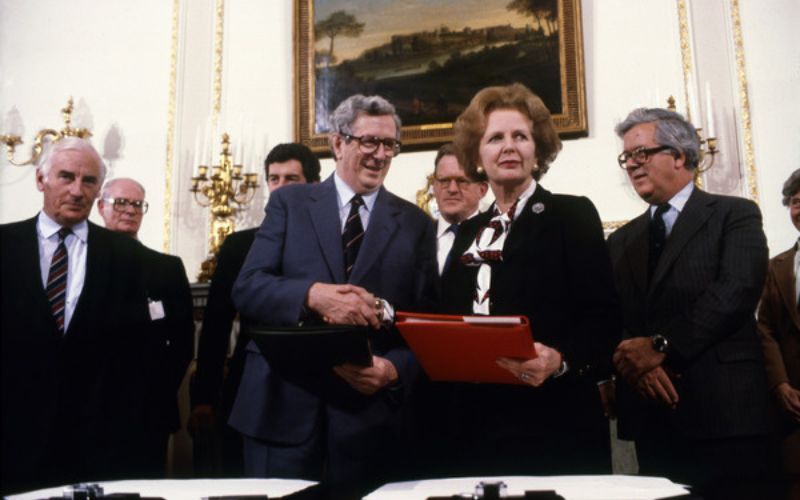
[
  {"left": 315, "top": 10, "right": 365, "bottom": 67},
  {"left": 507, "top": 0, "right": 558, "bottom": 35}
]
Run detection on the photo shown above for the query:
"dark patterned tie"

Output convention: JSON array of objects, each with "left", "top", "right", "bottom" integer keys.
[
  {"left": 442, "top": 223, "right": 460, "bottom": 273},
  {"left": 648, "top": 203, "right": 670, "bottom": 280},
  {"left": 343, "top": 195, "right": 365, "bottom": 278},
  {"left": 47, "top": 227, "right": 71, "bottom": 333}
]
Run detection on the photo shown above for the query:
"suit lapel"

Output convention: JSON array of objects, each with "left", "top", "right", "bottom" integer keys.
[
  {"left": 349, "top": 186, "right": 398, "bottom": 283},
  {"left": 625, "top": 212, "right": 651, "bottom": 294},
  {"left": 650, "top": 188, "right": 714, "bottom": 290},
  {"left": 309, "top": 177, "right": 347, "bottom": 284},
  {"left": 502, "top": 185, "right": 549, "bottom": 261},
  {"left": 20, "top": 217, "right": 60, "bottom": 335},
  {"left": 68, "top": 222, "right": 108, "bottom": 337},
  {"left": 774, "top": 248, "right": 800, "bottom": 329}
]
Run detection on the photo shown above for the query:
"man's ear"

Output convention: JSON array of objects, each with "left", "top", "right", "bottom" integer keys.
[
  {"left": 35, "top": 170, "right": 46, "bottom": 193},
  {"left": 478, "top": 182, "right": 489, "bottom": 198},
  {"left": 674, "top": 151, "right": 687, "bottom": 170},
  {"left": 330, "top": 134, "right": 344, "bottom": 161}
]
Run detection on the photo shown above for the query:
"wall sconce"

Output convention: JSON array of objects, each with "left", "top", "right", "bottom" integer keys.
[
  {"left": 0, "top": 97, "right": 92, "bottom": 166},
  {"left": 667, "top": 94, "right": 718, "bottom": 175}
]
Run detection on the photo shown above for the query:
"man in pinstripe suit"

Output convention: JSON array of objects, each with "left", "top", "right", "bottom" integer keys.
[{"left": 608, "top": 108, "right": 771, "bottom": 499}]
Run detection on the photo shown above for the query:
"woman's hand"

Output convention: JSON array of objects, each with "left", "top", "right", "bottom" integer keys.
[{"left": 497, "top": 342, "right": 563, "bottom": 387}]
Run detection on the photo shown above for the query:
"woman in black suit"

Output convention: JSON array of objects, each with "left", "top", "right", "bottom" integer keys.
[{"left": 433, "top": 83, "right": 621, "bottom": 475}]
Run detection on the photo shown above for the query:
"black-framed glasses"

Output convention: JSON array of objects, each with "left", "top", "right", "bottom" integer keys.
[
  {"left": 434, "top": 176, "right": 474, "bottom": 190},
  {"left": 342, "top": 134, "right": 402, "bottom": 157},
  {"left": 617, "top": 145, "right": 676, "bottom": 169},
  {"left": 105, "top": 197, "right": 149, "bottom": 214}
]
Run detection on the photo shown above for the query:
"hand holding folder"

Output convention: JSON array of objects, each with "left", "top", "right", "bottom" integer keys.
[{"left": 396, "top": 312, "right": 536, "bottom": 385}]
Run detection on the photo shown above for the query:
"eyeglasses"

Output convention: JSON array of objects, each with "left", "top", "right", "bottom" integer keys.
[
  {"left": 434, "top": 176, "right": 474, "bottom": 189},
  {"left": 342, "top": 134, "right": 402, "bottom": 157},
  {"left": 104, "top": 197, "right": 149, "bottom": 214},
  {"left": 617, "top": 145, "right": 677, "bottom": 169}
]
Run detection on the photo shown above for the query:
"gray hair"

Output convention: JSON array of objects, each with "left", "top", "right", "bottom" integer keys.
[
  {"left": 329, "top": 94, "right": 402, "bottom": 140},
  {"left": 101, "top": 177, "right": 146, "bottom": 200},
  {"left": 615, "top": 108, "right": 701, "bottom": 170},
  {"left": 782, "top": 168, "right": 800, "bottom": 206},
  {"left": 37, "top": 137, "right": 107, "bottom": 183}
]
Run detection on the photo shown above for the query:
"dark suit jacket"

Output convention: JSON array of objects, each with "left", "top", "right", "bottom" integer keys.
[
  {"left": 192, "top": 228, "right": 256, "bottom": 418},
  {"left": 138, "top": 244, "right": 194, "bottom": 435},
  {"left": 436, "top": 186, "right": 620, "bottom": 471},
  {"left": 607, "top": 188, "right": 770, "bottom": 441},
  {"left": 0, "top": 217, "right": 151, "bottom": 494},
  {"left": 229, "top": 176, "right": 437, "bottom": 464}
]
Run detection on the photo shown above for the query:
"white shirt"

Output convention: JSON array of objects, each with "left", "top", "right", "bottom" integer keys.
[
  {"left": 334, "top": 172, "right": 378, "bottom": 232},
  {"left": 649, "top": 181, "right": 694, "bottom": 237},
  {"left": 436, "top": 209, "right": 480, "bottom": 275},
  {"left": 37, "top": 211, "right": 89, "bottom": 332}
]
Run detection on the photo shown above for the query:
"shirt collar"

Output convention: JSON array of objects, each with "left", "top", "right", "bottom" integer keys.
[
  {"left": 334, "top": 172, "right": 378, "bottom": 212},
  {"left": 649, "top": 180, "right": 693, "bottom": 216},
  {"left": 436, "top": 208, "right": 480, "bottom": 238},
  {"left": 37, "top": 211, "right": 89, "bottom": 243}
]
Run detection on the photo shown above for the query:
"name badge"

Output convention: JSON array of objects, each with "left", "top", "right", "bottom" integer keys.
[{"left": 148, "top": 299, "right": 165, "bottom": 320}]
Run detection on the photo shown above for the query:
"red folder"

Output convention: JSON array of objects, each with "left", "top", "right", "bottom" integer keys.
[{"left": 396, "top": 311, "right": 536, "bottom": 385}]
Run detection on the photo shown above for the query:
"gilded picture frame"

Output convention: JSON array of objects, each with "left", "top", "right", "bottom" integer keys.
[{"left": 295, "top": 0, "right": 587, "bottom": 154}]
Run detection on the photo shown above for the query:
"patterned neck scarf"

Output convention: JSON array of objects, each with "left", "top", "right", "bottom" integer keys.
[{"left": 461, "top": 199, "right": 521, "bottom": 315}]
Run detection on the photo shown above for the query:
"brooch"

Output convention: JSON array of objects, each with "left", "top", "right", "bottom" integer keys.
[{"left": 531, "top": 202, "right": 545, "bottom": 214}]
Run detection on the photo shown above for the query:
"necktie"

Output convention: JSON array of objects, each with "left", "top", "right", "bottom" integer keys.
[
  {"left": 648, "top": 203, "right": 670, "bottom": 280},
  {"left": 442, "top": 223, "right": 460, "bottom": 273},
  {"left": 343, "top": 195, "right": 365, "bottom": 278},
  {"left": 47, "top": 227, "right": 71, "bottom": 333}
]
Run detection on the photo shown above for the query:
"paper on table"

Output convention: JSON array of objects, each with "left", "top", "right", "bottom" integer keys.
[
  {"left": 364, "top": 475, "right": 690, "bottom": 500},
  {"left": 7, "top": 478, "right": 317, "bottom": 500}
]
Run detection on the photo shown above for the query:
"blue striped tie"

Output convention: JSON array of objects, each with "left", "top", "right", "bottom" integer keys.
[{"left": 47, "top": 227, "right": 71, "bottom": 333}]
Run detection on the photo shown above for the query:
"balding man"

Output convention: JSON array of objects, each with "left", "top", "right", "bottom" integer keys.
[
  {"left": 1, "top": 138, "right": 150, "bottom": 494},
  {"left": 98, "top": 177, "right": 194, "bottom": 478}
]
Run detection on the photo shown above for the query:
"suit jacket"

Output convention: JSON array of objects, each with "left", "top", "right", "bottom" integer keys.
[
  {"left": 229, "top": 176, "right": 437, "bottom": 458},
  {"left": 192, "top": 227, "right": 256, "bottom": 417},
  {"left": 607, "top": 188, "right": 770, "bottom": 441},
  {"left": 757, "top": 246, "right": 800, "bottom": 424},
  {"left": 138, "top": 243, "right": 194, "bottom": 435},
  {"left": 439, "top": 186, "right": 621, "bottom": 439},
  {"left": 0, "top": 217, "right": 151, "bottom": 493}
]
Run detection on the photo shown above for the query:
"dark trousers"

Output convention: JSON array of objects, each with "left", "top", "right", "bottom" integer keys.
[{"left": 636, "top": 431, "right": 777, "bottom": 500}]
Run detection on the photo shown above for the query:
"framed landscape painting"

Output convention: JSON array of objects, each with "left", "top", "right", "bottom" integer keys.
[{"left": 295, "top": 0, "right": 587, "bottom": 154}]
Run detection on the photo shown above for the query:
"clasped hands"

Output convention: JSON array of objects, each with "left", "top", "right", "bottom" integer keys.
[
  {"left": 306, "top": 282, "right": 397, "bottom": 395},
  {"left": 613, "top": 337, "right": 679, "bottom": 408}
]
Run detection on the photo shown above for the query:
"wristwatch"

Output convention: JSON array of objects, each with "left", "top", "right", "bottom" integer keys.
[{"left": 651, "top": 334, "right": 671, "bottom": 354}]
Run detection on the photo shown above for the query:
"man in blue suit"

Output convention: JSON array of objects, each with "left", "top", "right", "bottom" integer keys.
[{"left": 229, "top": 94, "right": 437, "bottom": 495}]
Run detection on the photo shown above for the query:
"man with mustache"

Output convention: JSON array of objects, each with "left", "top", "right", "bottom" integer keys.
[
  {"left": 431, "top": 143, "right": 487, "bottom": 275},
  {"left": 608, "top": 108, "right": 771, "bottom": 499},
  {"left": 229, "top": 95, "right": 437, "bottom": 496}
]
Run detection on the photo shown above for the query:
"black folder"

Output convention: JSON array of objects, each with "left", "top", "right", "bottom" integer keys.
[{"left": 247, "top": 323, "right": 373, "bottom": 374}]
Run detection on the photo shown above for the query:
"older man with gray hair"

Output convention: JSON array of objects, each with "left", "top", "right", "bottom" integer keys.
[
  {"left": 1, "top": 138, "right": 151, "bottom": 493},
  {"left": 97, "top": 177, "right": 194, "bottom": 478},
  {"left": 608, "top": 108, "right": 770, "bottom": 499},
  {"left": 229, "top": 95, "right": 437, "bottom": 495}
]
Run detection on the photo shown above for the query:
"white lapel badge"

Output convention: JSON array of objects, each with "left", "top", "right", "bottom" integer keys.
[{"left": 531, "top": 202, "right": 545, "bottom": 214}]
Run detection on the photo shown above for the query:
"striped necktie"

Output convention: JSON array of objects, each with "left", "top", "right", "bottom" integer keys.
[
  {"left": 648, "top": 203, "right": 670, "bottom": 280},
  {"left": 343, "top": 195, "right": 365, "bottom": 278},
  {"left": 47, "top": 227, "right": 71, "bottom": 333}
]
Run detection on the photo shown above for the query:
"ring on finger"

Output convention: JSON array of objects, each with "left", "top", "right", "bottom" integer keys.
[{"left": 520, "top": 373, "right": 530, "bottom": 381}]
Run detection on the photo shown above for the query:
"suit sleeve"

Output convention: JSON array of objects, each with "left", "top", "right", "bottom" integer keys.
[
  {"left": 664, "top": 199, "right": 768, "bottom": 362},
  {"left": 164, "top": 256, "right": 195, "bottom": 393},
  {"left": 558, "top": 197, "right": 622, "bottom": 380},
  {"left": 757, "top": 259, "right": 790, "bottom": 389},
  {"left": 232, "top": 189, "right": 315, "bottom": 325}
]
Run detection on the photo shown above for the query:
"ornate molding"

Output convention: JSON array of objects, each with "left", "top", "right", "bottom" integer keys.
[
  {"left": 730, "top": 0, "right": 758, "bottom": 202},
  {"left": 212, "top": 0, "right": 225, "bottom": 120},
  {"left": 163, "top": 0, "right": 181, "bottom": 253}
]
